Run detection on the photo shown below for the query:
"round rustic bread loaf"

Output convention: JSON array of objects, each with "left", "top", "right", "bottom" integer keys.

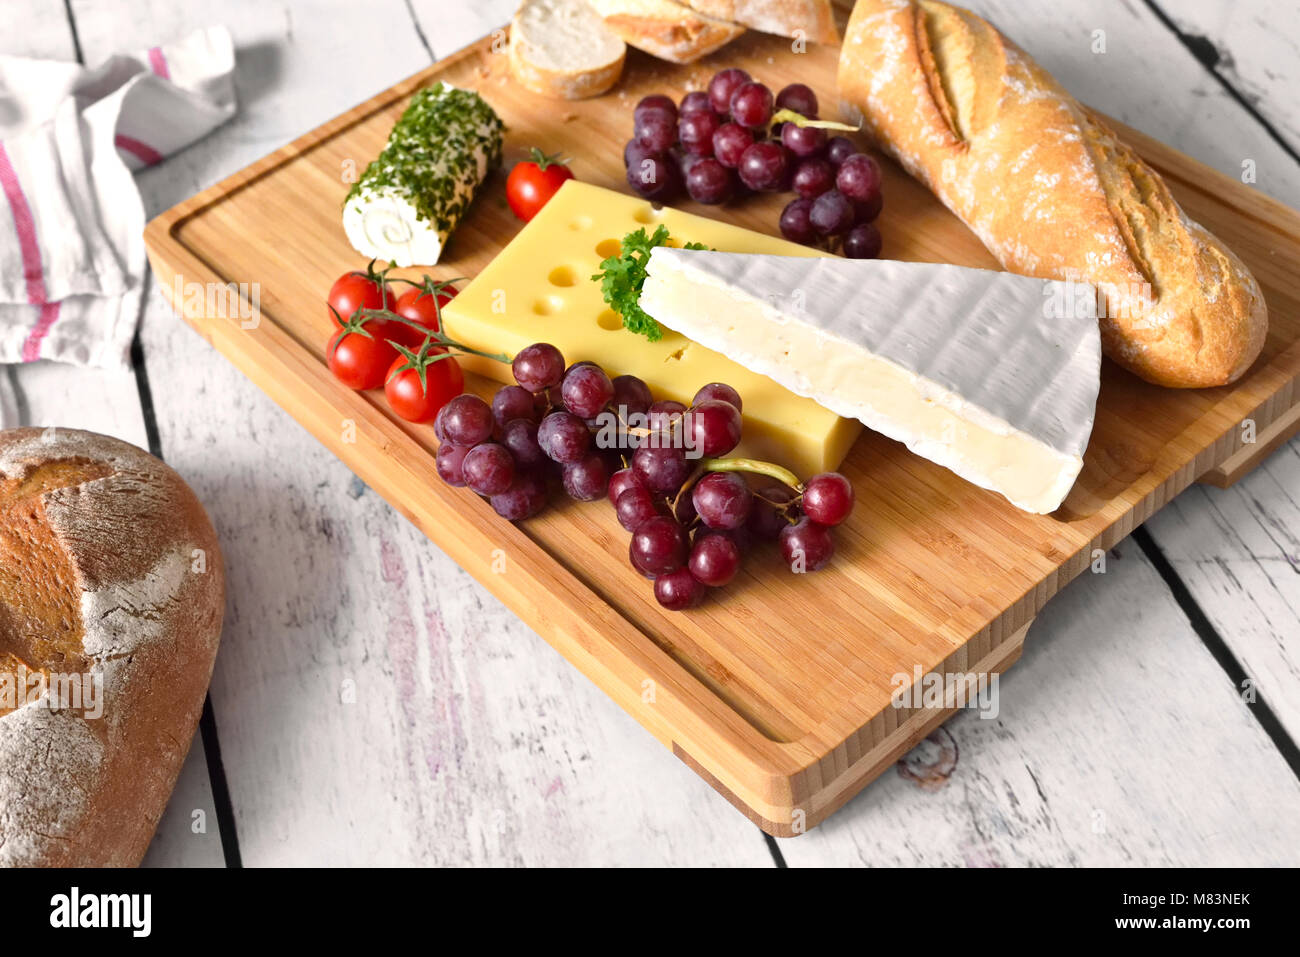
[{"left": 0, "top": 427, "right": 224, "bottom": 866}]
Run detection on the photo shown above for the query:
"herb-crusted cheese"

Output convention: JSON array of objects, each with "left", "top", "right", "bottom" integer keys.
[{"left": 343, "top": 82, "right": 504, "bottom": 266}]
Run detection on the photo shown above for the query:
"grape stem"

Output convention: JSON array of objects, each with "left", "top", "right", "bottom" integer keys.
[
  {"left": 701, "top": 457, "right": 803, "bottom": 491},
  {"left": 671, "top": 462, "right": 707, "bottom": 514},
  {"left": 770, "top": 108, "right": 860, "bottom": 133},
  {"left": 615, "top": 407, "right": 680, "bottom": 439}
]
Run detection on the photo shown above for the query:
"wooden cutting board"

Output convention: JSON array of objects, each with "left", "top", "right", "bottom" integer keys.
[{"left": 143, "top": 27, "right": 1300, "bottom": 835}]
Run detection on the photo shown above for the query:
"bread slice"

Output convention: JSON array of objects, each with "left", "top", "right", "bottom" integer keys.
[
  {"left": 680, "top": 0, "right": 839, "bottom": 44},
  {"left": 588, "top": 0, "right": 746, "bottom": 64},
  {"left": 509, "top": 0, "right": 627, "bottom": 99}
]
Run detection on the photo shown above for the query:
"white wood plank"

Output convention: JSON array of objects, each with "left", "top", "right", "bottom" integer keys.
[
  {"left": 2, "top": 0, "right": 224, "bottom": 867},
  {"left": 1, "top": 362, "right": 147, "bottom": 440},
  {"left": 960, "top": 0, "right": 1300, "bottom": 208},
  {"left": 407, "top": 0, "right": 511, "bottom": 58},
  {"left": 1121, "top": 0, "right": 1300, "bottom": 746},
  {"left": 780, "top": 544, "right": 1300, "bottom": 866},
  {"left": 1144, "top": 450, "right": 1300, "bottom": 741},
  {"left": 76, "top": 0, "right": 772, "bottom": 865},
  {"left": 2, "top": 0, "right": 77, "bottom": 59},
  {"left": 1156, "top": 0, "right": 1300, "bottom": 160},
  {"left": 140, "top": 733, "right": 225, "bottom": 867}
]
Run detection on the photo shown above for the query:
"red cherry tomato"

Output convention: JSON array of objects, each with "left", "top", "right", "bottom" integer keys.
[
  {"left": 385, "top": 351, "right": 464, "bottom": 423},
  {"left": 328, "top": 328, "right": 399, "bottom": 391},
  {"left": 390, "top": 281, "right": 459, "bottom": 349},
  {"left": 328, "top": 263, "right": 395, "bottom": 326},
  {"left": 506, "top": 148, "right": 575, "bottom": 222}
]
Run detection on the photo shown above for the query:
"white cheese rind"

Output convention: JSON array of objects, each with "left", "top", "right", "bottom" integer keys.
[
  {"left": 344, "top": 185, "right": 466, "bottom": 268},
  {"left": 640, "top": 249, "right": 1101, "bottom": 513}
]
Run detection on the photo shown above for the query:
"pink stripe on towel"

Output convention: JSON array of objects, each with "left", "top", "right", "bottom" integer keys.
[
  {"left": 0, "top": 141, "right": 62, "bottom": 361},
  {"left": 115, "top": 133, "right": 165, "bottom": 167},
  {"left": 0, "top": 142, "right": 46, "bottom": 304},
  {"left": 147, "top": 46, "right": 171, "bottom": 80},
  {"left": 22, "top": 302, "right": 63, "bottom": 362}
]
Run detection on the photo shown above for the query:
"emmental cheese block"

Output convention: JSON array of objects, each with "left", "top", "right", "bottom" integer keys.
[
  {"left": 441, "top": 181, "right": 862, "bottom": 475},
  {"left": 640, "top": 248, "right": 1103, "bottom": 513}
]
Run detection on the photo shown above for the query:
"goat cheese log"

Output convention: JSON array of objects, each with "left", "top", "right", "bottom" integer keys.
[
  {"left": 837, "top": 0, "right": 1268, "bottom": 389},
  {"left": 343, "top": 82, "right": 504, "bottom": 267}
]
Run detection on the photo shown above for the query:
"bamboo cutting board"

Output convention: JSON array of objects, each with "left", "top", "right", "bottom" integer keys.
[{"left": 144, "top": 27, "right": 1300, "bottom": 835}]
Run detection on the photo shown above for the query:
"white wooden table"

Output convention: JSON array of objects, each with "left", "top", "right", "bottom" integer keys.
[{"left": 4, "top": 0, "right": 1298, "bottom": 867}]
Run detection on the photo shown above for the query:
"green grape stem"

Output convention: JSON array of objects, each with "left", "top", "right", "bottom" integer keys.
[
  {"left": 769, "top": 109, "right": 860, "bottom": 132},
  {"left": 701, "top": 457, "right": 803, "bottom": 491}
]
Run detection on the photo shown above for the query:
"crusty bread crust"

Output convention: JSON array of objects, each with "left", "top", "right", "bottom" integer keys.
[
  {"left": 589, "top": 0, "right": 746, "bottom": 64},
  {"left": 0, "top": 428, "right": 224, "bottom": 866},
  {"left": 508, "top": 32, "right": 626, "bottom": 99},
  {"left": 837, "top": 0, "right": 1268, "bottom": 388},
  {"left": 682, "top": 0, "right": 839, "bottom": 45},
  {"left": 508, "top": 0, "right": 627, "bottom": 99}
]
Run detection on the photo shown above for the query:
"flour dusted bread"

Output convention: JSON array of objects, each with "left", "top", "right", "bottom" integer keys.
[
  {"left": 509, "top": 0, "right": 627, "bottom": 99},
  {"left": 681, "top": 0, "right": 839, "bottom": 45},
  {"left": 837, "top": 0, "right": 1268, "bottom": 388},
  {"left": 588, "top": 0, "right": 746, "bottom": 64},
  {"left": 0, "top": 428, "right": 224, "bottom": 866}
]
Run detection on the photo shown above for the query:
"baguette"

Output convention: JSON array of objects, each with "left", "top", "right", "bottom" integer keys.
[
  {"left": 588, "top": 0, "right": 746, "bottom": 64},
  {"left": 509, "top": 0, "right": 627, "bottom": 99},
  {"left": 681, "top": 0, "right": 839, "bottom": 45},
  {"left": 837, "top": 0, "right": 1267, "bottom": 388},
  {"left": 0, "top": 428, "right": 224, "bottom": 865}
]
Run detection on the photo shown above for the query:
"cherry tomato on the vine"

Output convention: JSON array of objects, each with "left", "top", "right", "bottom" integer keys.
[
  {"left": 328, "top": 328, "right": 399, "bottom": 391},
  {"left": 327, "top": 261, "right": 395, "bottom": 326},
  {"left": 390, "top": 279, "right": 459, "bottom": 349},
  {"left": 385, "top": 349, "right": 464, "bottom": 423},
  {"left": 506, "top": 148, "right": 575, "bottom": 222}
]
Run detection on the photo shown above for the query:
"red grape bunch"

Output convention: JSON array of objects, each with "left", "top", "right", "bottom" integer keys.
[
  {"left": 432, "top": 341, "right": 857, "bottom": 611},
  {"left": 618, "top": 382, "right": 854, "bottom": 609},
  {"left": 623, "top": 71, "right": 884, "bottom": 259}
]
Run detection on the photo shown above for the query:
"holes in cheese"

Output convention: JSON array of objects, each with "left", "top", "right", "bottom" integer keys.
[{"left": 548, "top": 266, "right": 578, "bottom": 287}]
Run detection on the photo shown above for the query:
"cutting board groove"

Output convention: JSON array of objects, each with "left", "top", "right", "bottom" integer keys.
[{"left": 144, "top": 27, "right": 1300, "bottom": 834}]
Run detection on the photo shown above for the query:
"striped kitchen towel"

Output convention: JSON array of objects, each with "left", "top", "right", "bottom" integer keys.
[{"left": 0, "top": 26, "right": 235, "bottom": 369}]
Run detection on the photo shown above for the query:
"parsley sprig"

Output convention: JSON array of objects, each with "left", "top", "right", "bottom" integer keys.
[{"left": 592, "top": 225, "right": 707, "bottom": 342}]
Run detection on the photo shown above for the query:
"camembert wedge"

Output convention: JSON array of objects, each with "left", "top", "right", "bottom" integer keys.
[{"left": 640, "top": 248, "right": 1101, "bottom": 513}]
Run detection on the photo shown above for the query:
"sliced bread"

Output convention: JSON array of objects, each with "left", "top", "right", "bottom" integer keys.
[
  {"left": 587, "top": 0, "right": 746, "bottom": 64},
  {"left": 509, "top": 0, "right": 627, "bottom": 99}
]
